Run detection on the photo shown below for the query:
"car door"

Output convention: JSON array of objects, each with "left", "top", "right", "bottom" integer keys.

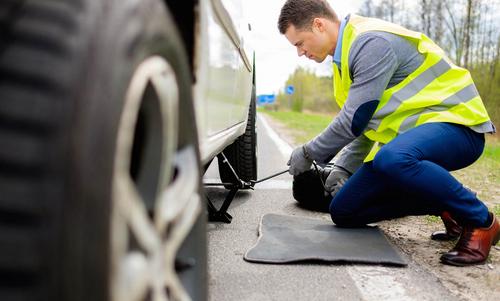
[
  {"left": 195, "top": 0, "right": 253, "bottom": 138},
  {"left": 218, "top": 0, "right": 254, "bottom": 124}
]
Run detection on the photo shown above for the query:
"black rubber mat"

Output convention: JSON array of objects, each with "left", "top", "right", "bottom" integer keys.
[{"left": 244, "top": 214, "right": 407, "bottom": 266}]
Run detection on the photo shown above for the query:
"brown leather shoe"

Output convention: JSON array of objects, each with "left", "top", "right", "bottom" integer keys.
[
  {"left": 431, "top": 211, "right": 462, "bottom": 241},
  {"left": 440, "top": 213, "right": 500, "bottom": 266}
]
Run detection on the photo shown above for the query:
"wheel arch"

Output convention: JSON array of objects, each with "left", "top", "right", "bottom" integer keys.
[{"left": 164, "top": 0, "right": 198, "bottom": 79}]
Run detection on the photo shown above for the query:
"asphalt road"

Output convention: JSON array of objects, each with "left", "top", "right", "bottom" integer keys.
[{"left": 204, "top": 114, "right": 455, "bottom": 301}]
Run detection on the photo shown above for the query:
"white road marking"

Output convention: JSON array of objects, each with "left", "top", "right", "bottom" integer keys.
[
  {"left": 347, "top": 265, "right": 415, "bottom": 300},
  {"left": 258, "top": 114, "right": 293, "bottom": 160}
]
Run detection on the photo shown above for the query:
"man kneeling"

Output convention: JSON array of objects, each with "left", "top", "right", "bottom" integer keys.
[{"left": 281, "top": 0, "right": 499, "bottom": 266}]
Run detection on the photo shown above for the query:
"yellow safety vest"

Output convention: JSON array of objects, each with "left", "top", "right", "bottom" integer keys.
[{"left": 333, "top": 15, "right": 491, "bottom": 161}]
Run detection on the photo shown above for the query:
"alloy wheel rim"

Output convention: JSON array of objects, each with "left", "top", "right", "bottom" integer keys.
[{"left": 111, "top": 56, "right": 201, "bottom": 301}]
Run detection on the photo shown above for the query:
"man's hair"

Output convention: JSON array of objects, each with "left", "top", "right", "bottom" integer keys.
[{"left": 278, "top": 0, "right": 339, "bottom": 34}]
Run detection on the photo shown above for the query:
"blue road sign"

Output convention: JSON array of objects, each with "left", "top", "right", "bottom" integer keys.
[
  {"left": 257, "top": 94, "right": 276, "bottom": 105},
  {"left": 286, "top": 85, "right": 295, "bottom": 95}
]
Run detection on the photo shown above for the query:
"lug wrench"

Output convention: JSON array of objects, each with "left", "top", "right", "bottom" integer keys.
[{"left": 250, "top": 169, "right": 289, "bottom": 185}]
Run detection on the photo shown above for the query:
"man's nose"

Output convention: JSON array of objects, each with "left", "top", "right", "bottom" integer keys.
[{"left": 297, "top": 47, "right": 305, "bottom": 57}]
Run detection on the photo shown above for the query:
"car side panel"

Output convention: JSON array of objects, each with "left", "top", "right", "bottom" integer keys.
[{"left": 194, "top": 0, "right": 253, "bottom": 163}]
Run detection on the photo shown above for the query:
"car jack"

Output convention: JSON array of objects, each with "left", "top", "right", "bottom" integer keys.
[{"left": 204, "top": 152, "right": 288, "bottom": 223}]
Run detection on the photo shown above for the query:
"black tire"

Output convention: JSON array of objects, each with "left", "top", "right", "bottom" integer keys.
[
  {"left": 0, "top": 1, "right": 206, "bottom": 301},
  {"left": 218, "top": 85, "right": 258, "bottom": 188},
  {"left": 292, "top": 166, "right": 333, "bottom": 213}
]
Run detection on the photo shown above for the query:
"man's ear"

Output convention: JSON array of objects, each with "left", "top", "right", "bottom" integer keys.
[{"left": 313, "top": 18, "right": 325, "bottom": 32}]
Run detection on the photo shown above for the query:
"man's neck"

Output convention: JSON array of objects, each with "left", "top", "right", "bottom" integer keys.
[{"left": 329, "top": 20, "right": 341, "bottom": 55}]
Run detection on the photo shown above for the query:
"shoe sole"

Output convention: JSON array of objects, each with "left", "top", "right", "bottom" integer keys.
[
  {"left": 440, "top": 256, "right": 487, "bottom": 267},
  {"left": 431, "top": 233, "right": 460, "bottom": 241}
]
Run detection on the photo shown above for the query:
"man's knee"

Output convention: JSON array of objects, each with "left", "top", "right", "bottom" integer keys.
[
  {"left": 329, "top": 210, "right": 366, "bottom": 227},
  {"left": 329, "top": 197, "right": 357, "bottom": 227},
  {"left": 330, "top": 213, "right": 354, "bottom": 227},
  {"left": 373, "top": 146, "right": 414, "bottom": 174}
]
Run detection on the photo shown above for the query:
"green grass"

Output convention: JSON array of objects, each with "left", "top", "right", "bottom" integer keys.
[
  {"left": 483, "top": 140, "right": 500, "bottom": 161},
  {"left": 493, "top": 204, "right": 500, "bottom": 217},
  {"left": 425, "top": 215, "right": 442, "bottom": 224},
  {"left": 258, "top": 109, "right": 332, "bottom": 143}
]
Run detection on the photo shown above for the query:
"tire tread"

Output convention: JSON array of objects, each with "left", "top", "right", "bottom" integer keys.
[
  {"left": 0, "top": 1, "right": 83, "bottom": 299},
  {"left": 218, "top": 85, "right": 257, "bottom": 185}
]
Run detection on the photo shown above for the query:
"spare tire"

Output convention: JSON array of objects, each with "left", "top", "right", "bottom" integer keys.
[
  {"left": 0, "top": 1, "right": 206, "bottom": 300},
  {"left": 292, "top": 166, "right": 333, "bottom": 213}
]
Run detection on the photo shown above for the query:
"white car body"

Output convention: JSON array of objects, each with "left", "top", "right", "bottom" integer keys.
[{"left": 193, "top": 0, "right": 255, "bottom": 165}]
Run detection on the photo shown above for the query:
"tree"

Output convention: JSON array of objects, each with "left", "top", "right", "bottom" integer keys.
[
  {"left": 277, "top": 67, "right": 336, "bottom": 113},
  {"left": 359, "top": 0, "right": 374, "bottom": 17},
  {"left": 354, "top": 0, "right": 500, "bottom": 125},
  {"left": 463, "top": 0, "right": 479, "bottom": 68},
  {"left": 420, "top": 0, "right": 432, "bottom": 35}
]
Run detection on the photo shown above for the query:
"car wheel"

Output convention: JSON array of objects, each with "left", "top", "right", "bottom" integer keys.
[
  {"left": 218, "top": 85, "right": 258, "bottom": 188},
  {"left": 0, "top": 1, "right": 206, "bottom": 301}
]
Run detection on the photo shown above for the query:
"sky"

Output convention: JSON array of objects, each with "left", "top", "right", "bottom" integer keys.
[{"left": 245, "top": 0, "right": 363, "bottom": 95}]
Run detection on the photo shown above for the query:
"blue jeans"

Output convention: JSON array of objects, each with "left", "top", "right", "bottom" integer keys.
[{"left": 330, "top": 122, "right": 489, "bottom": 228}]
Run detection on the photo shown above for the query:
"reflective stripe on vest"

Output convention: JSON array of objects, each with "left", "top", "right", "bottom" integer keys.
[{"left": 333, "top": 15, "right": 491, "bottom": 162}]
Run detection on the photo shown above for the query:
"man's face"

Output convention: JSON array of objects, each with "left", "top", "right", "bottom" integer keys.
[{"left": 284, "top": 19, "right": 332, "bottom": 63}]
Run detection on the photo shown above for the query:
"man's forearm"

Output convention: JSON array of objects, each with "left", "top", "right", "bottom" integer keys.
[{"left": 306, "top": 117, "right": 356, "bottom": 164}]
